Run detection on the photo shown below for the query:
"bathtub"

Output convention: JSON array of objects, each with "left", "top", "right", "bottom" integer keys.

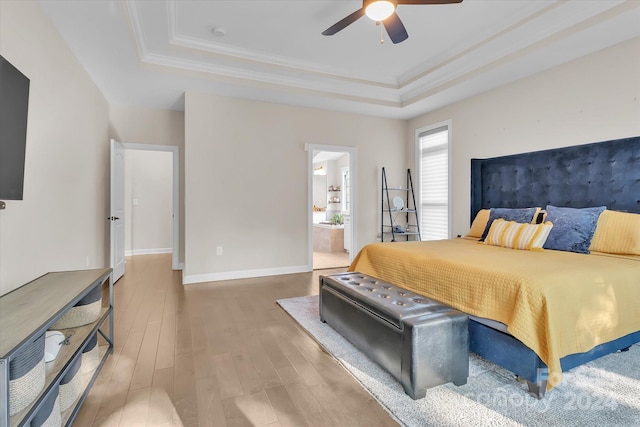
[{"left": 313, "top": 223, "right": 344, "bottom": 253}]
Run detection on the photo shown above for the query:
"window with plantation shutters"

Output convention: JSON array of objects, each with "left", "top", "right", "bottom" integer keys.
[{"left": 417, "top": 125, "right": 449, "bottom": 240}]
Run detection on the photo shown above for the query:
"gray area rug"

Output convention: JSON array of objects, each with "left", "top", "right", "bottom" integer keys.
[{"left": 277, "top": 295, "right": 640, "bottom": 427}]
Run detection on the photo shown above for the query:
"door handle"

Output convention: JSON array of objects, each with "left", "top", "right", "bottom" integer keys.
[{"left": 107, "top": 216, "right": 120, "bottom": 221}]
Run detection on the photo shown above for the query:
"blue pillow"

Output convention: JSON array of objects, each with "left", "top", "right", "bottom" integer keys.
[
  {"left": 543, "top": 205, "right": 606, "bottom": 254},
  {"left": 480, "top": 207, "right": 539, "bottom": 241}
]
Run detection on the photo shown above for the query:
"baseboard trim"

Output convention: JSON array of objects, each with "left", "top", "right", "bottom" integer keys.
[
  {"left": 182, "top": 264, "right": 311, "bottom": 285},
  {"left": 125, "top": 248, "right": 173, "bottom": 256}
]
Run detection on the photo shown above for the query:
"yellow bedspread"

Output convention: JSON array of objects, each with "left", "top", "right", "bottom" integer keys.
[{"left": 348, "top": 239, "right": 640, "bottom": 388}]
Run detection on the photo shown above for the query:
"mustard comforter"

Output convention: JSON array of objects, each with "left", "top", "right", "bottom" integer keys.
[{"left": 348, "top": 239, "right": 640, "bottom": 388}]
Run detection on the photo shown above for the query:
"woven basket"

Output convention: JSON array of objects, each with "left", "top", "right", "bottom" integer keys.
[
  {"left": 59, "top": 356, "right": 82, "bottom": 412},
  {"left": 30, "top": 383, "right": 61, "bottom": 427},
  {"left": 80, "top": 333, "right": 100, "bottom": 375},
  {"left": 9, "top": 333, "right": 46, "bottom": 416},
  {"left": 50, "top": 285, "right": 102, "bottom": 329}
]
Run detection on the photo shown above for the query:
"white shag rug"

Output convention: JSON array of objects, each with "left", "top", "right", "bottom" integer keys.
[{"left": 277, "top": 295, "right": 640, "bottom": 427}]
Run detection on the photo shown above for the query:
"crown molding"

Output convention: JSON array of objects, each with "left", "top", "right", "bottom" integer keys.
[
  {"left": 166, "top": 0, "right": 397, "bottom": 88},
  {"left": 400, "top": 1, "right": 630, "bottom": 103},
  {"left": 123, "top": 0, "right": 639, "bottom": 113},
  {"left": 126, "top": 0, "right": 399, "bottom": 103},
  {"left": 125, "top": 0, "right": 149, "bottom": 61},
  {"left": 141, "top": 52, "right": 402, "bottom": 105}
]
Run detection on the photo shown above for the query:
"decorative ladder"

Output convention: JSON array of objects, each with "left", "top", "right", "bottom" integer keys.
[{"left": 381, "top": 167, "right": 421, "bottom": 242}]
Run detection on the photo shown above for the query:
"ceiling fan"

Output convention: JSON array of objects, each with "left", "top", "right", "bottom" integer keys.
[{"left": 322, "top": 0, "right": 463, "bottom": 44}]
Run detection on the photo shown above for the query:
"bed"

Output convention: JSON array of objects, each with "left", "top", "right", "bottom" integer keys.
[{"left": 348, "top": 136, "right": 640, "bottom": 397}]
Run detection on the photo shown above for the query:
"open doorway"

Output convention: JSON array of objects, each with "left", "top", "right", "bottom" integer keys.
[
  {"left": 124, "top": 150, "right": 173, "bottom": 257},
  {"left": 110, "top": 141, "right": 180, "bottom": 281},
  {"left": 307, "top": 145, "right": 357, "bottom": 270}
]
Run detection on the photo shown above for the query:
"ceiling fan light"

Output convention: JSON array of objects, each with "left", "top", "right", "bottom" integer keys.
[{"left": 365, "top": 1, "right": 395, "bottom": 22}]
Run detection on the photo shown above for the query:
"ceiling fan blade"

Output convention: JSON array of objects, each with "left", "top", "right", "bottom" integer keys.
[
  {"left": 383, "top": 12, "right": 408, "bottom": 44},
  {"left": 322, "top": 8, "right": 366, "bottom": 36},
  {"left": 397, "top": 0, "right": 463, "bottom": 4}
]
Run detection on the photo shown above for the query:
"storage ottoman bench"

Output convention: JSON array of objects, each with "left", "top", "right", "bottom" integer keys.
[{"left": 319, "top": 272, "right": 469, "bottom": 399}]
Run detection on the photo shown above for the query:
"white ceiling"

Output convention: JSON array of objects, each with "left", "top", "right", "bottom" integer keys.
[
  {"left": 313, "top": 151, "right": 347, "bottom": 164},
  {"left": 38, "top": 0, "right": 640, "bottom": 119}
]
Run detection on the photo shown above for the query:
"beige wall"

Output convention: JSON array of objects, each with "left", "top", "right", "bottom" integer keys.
[
  {"left": 184, "top": 92, "right": 406, "bottom": 282},
  {"left": 124, "top": 150, "right": 173, "bottom": 255},
  {"left": 109, "top": 104, "right": 185, "bottom": 264},
  {"left": 407, "top": 37, "right": 640, "bottom": 238},
  {"left": 0, "top": 0, "right": 110, "bottom": 295},
  {"left": 109, "top": 105, "right": 185, "bottom": 147}
]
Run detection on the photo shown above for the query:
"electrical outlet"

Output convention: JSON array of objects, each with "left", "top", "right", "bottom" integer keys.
[{"left": 216, "top": 246, "right": 223, "bottom": 256}]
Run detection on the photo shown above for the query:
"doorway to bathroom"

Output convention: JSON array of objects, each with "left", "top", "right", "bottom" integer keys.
[{"left": 308, "top": 145, "right": 357, "bottom": 270}]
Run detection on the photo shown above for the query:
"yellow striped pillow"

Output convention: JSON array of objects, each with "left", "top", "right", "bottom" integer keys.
[{"left": 484, "top": 219, "right": 554, "bottom": 251}]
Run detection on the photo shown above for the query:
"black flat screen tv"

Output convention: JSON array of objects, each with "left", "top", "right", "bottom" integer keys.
[{"left": 0, "top": 54, "right": 30, "bottom": 200}]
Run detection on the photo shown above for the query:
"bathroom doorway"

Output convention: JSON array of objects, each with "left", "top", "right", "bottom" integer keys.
[{"left": 307, "top": 145, "right": 357, "bottom": 270}]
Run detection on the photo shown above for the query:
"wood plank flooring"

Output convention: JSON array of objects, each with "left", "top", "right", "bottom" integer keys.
[
  {"left": 76, "top": 254, "right": 398, "bottom": 427},
  {"left": 312, "top": 251, "right": 349, "bottom": 270}
]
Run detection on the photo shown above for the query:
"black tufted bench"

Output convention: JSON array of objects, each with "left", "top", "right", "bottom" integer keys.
[{"left": 319, "top": 272, "right": 469, "bottom": 399}]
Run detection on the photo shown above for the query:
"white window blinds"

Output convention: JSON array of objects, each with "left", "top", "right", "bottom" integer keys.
[{"left": 418, "top": 126, "right": 449, "bottom": 240}]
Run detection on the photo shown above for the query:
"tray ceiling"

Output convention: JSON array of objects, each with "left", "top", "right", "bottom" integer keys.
[{"left": 38, "top": 0, "right": 640, "bottom": 119}]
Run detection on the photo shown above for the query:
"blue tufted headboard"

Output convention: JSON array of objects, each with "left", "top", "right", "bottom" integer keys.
[{"left": 470, "top": 136, "right": 640, "bottom": 223}]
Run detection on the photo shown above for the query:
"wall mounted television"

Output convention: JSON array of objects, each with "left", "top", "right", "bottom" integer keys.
[{"left": 0, "top": 54, "right": 30, "bottom": 200}]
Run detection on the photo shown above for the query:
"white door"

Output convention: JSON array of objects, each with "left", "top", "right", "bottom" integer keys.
[{"left": 110, "top": 139, "right": 126, "bottom": 282}]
